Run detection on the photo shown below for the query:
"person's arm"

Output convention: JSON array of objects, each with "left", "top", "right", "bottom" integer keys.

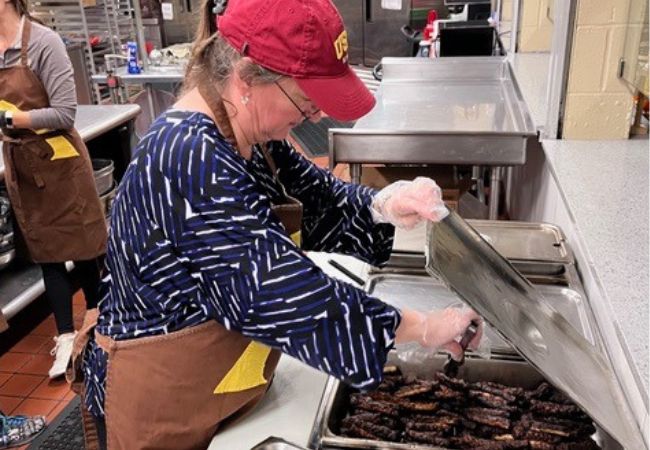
[
  {"left": 145, "top": 147, "right": 401, "bottom": 388},
  {"left": 263, "top": 140, "right": 394, "bottom": 266},
  {"left": 15, "top": 28, "right": 76, "bottom": 130}
]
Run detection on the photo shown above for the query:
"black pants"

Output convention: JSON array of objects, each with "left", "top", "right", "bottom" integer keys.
[
  {"left": 95, "top": 415, "right": 107, "bottom": 450},
  {"left": 41, "top": 257, "right": 103, "bottom": 335}
]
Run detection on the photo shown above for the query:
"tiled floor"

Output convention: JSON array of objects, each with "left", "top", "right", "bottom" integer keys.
[{"left": 1, "top": 290, "right": 87, "bottom": 449}]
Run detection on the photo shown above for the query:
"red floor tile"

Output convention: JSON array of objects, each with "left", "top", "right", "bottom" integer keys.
[
  {"left": 9, "top": 335, "right": 51, "bottom": 354},
  {"left": 0, "top": 372, "right": 11, "bottom": 387},
  {"left": 37, "top": 338, "right": 55, "bottom": 356},
  {"left": 12, "top": 397, "right": 59, "bottom": 417},
  {"left": 0, "top": 395, "right": 22, "bottom": 413},
  {"left": 30, "top": 377, "right": 71, "bottom": 401},
  {"left": 16, "top": 354, "right": 52, "bottom": 376},
  {"left": 1, "top": 374, "right": 44, "bottom": 397},
  {"left": 31, "top": 317, "right": 58, "bottom": 337},
  {"left": 74, "top": 316, "right": 84, "bottom": 329},
  {"left": 63, "top": 389, "right": 77, "bottom": 401},
  {"left": 0, "top": 352, "right": 32, "bottom": 373},
  {"left": 46, "top": 400, "right": 68, "bottom": 422}
]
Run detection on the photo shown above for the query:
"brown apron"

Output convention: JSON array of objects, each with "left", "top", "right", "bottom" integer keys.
[
  {"left": 0, "top": 20, "right": 107, "bottom": 263},
  {"left": 68, "top": 87, "right": 304, "bottom": 450}
]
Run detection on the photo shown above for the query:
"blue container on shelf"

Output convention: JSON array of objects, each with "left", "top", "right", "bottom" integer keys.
[{"left": 126, "top": 41, "right": 141, "bottom": 74}]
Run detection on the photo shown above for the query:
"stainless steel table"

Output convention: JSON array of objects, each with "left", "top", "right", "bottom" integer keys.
[
  {"left": 330, "top": 57, "right": 537, "bottom": 219},
  {"left": 92, "top": 66, "right": 184, "bottom": 123}
]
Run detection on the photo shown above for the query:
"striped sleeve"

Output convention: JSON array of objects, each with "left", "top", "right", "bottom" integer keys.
[
  {"left": 269, "top": 141, "right": 395, "bottom": 266},
  {"left": 145, "top": 132, "right": 402, "bottom": 389}
]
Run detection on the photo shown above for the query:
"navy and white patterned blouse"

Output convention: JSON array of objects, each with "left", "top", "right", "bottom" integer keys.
[{"left": 82, "top": 110, "right": 401, "bottom": 417}]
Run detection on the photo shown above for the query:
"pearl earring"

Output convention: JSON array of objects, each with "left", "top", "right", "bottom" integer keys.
[{"left": 241, "top": 95, "right": 250, "bottom": 105}]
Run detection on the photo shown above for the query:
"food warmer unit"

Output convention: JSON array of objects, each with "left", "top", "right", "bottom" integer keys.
[{"left": 309, "top": 217, "right": 647, "bottom": 450}]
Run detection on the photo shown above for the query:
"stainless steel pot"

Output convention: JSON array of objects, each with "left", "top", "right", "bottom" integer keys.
[
  {"left": 92, "top": 159, "right": 115, "bottom": 196},
  {"left": 99, "top": 183, "right": 117, "bottom": 218},
  {"left": 0, "top": 248, "right": 15, "bottom": 271}
]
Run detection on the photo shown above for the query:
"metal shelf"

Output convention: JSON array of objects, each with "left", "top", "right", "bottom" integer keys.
[
  {"left": 0, "top": 261, "right": 73, "bottom": 321},
  {"left": 32, "top": 0, "right": 136, "bottom": 103}
]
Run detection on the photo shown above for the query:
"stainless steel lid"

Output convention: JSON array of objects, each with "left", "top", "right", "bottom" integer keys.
[{"left": 425, "top": 211, "right": 646, "bottom": 450}]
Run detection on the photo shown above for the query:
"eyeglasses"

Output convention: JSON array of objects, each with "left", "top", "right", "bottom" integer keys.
[{"left": 274, "top": 81, "right": 320, "bottom": 123}]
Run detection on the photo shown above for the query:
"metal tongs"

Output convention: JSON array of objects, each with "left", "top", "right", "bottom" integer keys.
[{"left": 442, "top": 319, "right": 479, "bottom": 378}]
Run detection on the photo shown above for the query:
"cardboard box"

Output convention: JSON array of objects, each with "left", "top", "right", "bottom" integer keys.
[
  {"left": 360, "top": 166, "right": 457, "bottom": 190},
  {"left": 360, "top": 165, "right": 470, "bottom": 209}
]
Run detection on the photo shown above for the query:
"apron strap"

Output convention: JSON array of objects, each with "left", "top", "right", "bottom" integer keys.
[{"left": 20, "top": 18, "right": 31, "bottom": 67}]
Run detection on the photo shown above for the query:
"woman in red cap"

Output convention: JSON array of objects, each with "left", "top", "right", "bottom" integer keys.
[{"left": 71, "top": 0, "right": 482, "bottom": 448}]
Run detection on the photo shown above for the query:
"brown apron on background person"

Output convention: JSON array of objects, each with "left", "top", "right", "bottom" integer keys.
[
  {"left": 67, "top": 87, "right": 304, "bottom": 450},
  {"left": 0, "top": 20, "right": 107, "bottom": 263}
]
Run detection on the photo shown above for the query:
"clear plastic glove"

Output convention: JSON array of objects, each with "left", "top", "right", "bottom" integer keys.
[
  {"left": 371, "top": 177, "right": 449, "bottom": 230},
  {"left": 395, "top": 307, "right": 483, "bottom": 361}
]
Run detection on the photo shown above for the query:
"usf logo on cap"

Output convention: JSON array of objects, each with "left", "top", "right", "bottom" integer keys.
[{"left": 334, "top": 30, "right": 348, "bottom": 62}]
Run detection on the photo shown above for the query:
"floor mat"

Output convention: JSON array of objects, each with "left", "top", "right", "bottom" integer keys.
[
  {"left": 28, "top": 396, "right": 85, "bottom": 450},
  {"left": 289, "top": 117, "right": 354, "bottom": 157}
]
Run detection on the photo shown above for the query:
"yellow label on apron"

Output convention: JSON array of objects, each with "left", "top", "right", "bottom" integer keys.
[
  {"left": 46, "top": 135, "right": 79, "bottom": 160},
  {"left": 214, "top": 341, "right": 272, "bottom": 394},
  {"left": 290, "top": 231, "right": 302, "bottom": 247},
  {"left": 0, "top": 100, "right": 19, "bottom": 112}
]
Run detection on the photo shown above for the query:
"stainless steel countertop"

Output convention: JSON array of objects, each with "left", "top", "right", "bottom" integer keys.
[
  {"left": 91, "top": 66, "right": 185, "bottom": 84},
  {"left": 508, "top": 52, "right": 550, "bottom": 130},
  {"left": 0, "top": 104, "right": 141, "bottom": 180}
]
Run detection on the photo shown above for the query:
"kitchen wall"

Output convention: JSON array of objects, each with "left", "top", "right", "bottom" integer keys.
[
  {"left": 562, "top": 0, "right": 638, "bottom": 139},
  {"left": 518, "top": 0, "right": 553, "bottom": 52}
]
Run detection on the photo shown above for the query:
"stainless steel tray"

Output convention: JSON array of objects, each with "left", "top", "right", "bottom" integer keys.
[
  {"left": 379, "top": 253, "right": 570, "bottom": 286},
  {"left": 250, "top": 437, "right": 308, "bottom": 450},
  {"left": 311, "top": 354, "right": 620, "bottom": 450},
  {"left": 329, "top": 57, "right": 536, "bottom": 169},
  {"left": 393, "top": 220, "right": 571, "bottom": 265},
  {"left": 424, "top": 212, "right": 645, "bottom": 449},
  {"left": 365, "top": 274, "right": 595, "bottom": 354}
]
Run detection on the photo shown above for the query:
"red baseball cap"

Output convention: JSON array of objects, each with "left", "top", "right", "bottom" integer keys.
[{"left": 217, "top": 0, "right": 376, "bottom": 121}]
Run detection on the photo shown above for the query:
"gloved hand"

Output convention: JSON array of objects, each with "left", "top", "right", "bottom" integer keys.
[
  {"left": 395, "top": 307, "right": 483, "bottom": 361},
  {"left": 371, "top": 177, "right": 449, "bottom": 230}
]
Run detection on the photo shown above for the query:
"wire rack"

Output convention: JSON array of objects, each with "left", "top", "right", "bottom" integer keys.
[{"left": 32, "top": 0, "right": 136, "bottom": 102}]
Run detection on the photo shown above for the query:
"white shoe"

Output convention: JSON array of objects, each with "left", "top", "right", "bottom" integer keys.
[{"left": 48, "top": 332, "right": 76, "bottom": 379}]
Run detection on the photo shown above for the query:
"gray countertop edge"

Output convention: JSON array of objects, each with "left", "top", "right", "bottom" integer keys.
[
  {"left": 75, "top": 104, "right": 141, "bottom": 141},
  {"left": 541, "top": 138, "right": 649, "bottom": 439}
]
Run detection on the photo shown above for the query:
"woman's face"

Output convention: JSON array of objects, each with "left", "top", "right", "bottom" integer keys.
[{"left": 247, "top": 78, "right": 322, "bottom": 142}]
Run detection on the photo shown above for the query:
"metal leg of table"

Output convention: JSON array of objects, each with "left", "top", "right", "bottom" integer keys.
[
  {"left": 505, "top": 166, "right": 514, "bottom": 218},
  {"left": 489, "top": 166, "right": 503, "bottom": 220},
  {"left": 145, "top": 83, "right": 157, "bottom": 123},
  {"left": 350, "top": 164, "right": 362, "bottom": 184},
  {"left": 472, "top": 166, "right": 486, "bottom": 203}
]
